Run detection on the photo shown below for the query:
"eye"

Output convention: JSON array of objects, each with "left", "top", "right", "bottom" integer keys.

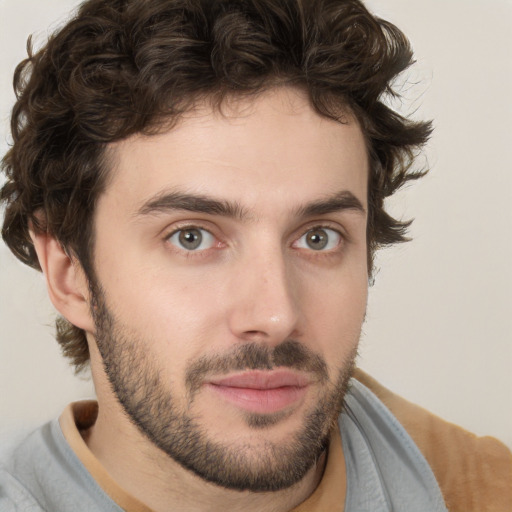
[
  {"left": 294, "top": 227, "right": 342, "bottom": 251},
  {"left": 168, "top": 227, "right": 215, "bottom": 251}
]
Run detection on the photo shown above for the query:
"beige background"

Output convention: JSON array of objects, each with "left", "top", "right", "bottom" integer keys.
[{"left": 1, "top": 0, "right": 511, "bottom": 452}]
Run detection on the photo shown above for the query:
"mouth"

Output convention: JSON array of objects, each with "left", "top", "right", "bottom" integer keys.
[{"left": 207, "top": 370, "right": 311, "bottom": 415}]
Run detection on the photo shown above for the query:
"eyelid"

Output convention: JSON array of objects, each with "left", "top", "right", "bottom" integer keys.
[
  {"left": 168, "top": 228, "right": 215, "bottom": 251},
  {"left": 292, "top": 224, "right": 346, "bottom": 251},
  {"left": 162, "top": 220, "right": 347, "bottom": 254},
  {"left": 164, "top": 220, "right": 218, "bottom": 239},
  {"left": 164, "top": 222, "right": 224, "bottom": 253}
]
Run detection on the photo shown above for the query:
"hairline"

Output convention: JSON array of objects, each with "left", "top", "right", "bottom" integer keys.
[{"left": 75, "top": 86, "right": 374, "bottom": 288}]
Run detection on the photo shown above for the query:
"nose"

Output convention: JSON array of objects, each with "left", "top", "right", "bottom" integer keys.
[{"left": 227, "top": 248, "right": 301, "bottom": 345}]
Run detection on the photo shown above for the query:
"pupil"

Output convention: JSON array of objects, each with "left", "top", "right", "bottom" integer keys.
[
  {"left": 307, "top": 229, "right": 328, "bottom": 250},
  {"left": 179, "top": 229, "right": 202, "bottom": 250}
]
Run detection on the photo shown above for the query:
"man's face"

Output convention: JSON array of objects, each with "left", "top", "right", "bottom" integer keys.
[{"left": 88, "top": 87, "right": 369, "bottom": 491}]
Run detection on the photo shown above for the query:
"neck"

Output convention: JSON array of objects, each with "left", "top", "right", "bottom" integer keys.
[
  {"left": 84, "top": 397, "right": 327, "bottom": 512},
  {"left": 82, "top": 345, "right": 328, "bottom": 512}
]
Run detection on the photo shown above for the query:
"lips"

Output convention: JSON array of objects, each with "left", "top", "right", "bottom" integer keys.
[{"left": 207, "top": 370, "right": 310, "bottom": 415}]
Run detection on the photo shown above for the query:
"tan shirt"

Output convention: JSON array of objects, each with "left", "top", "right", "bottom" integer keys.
[
  {"left": 59, "top": 369, "right": 512, "bottom": 512},
  {"left": 60, "top": 400, "right": 346, "bottom": 511}
]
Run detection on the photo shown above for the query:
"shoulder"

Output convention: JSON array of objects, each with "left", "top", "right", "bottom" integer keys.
[
  {"left": 0, "top": 422, "right": 60, "bottom": 511},
  {"left": 0, "top": 418, "right": 122, "bottom": 512},
  {"left": 353, "top": 368, "right": 512, "bottom": 512},
  {"left": 0, "top": 465, "right": 45, "bottom": 512}
]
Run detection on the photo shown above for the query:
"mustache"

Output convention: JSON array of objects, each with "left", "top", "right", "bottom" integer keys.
[{"left": 185, "top": 340, "right": 328, "bottom": 394}]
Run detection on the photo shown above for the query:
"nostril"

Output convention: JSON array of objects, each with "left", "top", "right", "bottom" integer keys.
[{"left": 243, "top": 330, "right": 264, "bottom": 337}]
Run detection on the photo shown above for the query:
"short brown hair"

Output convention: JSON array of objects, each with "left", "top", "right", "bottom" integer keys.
[{"left": 1, "top": 0, "right": 432, "bottom": 372}]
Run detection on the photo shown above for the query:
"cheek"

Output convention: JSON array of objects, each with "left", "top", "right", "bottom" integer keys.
[
  {"left": 308, "top": 284, "right": 367, "bottom": 332},
  {"left": 300, "top": 265, "right": 368, "bottom": 352},
  {"left": 97, "top": 257, "right": 229, "bottom": 355}
]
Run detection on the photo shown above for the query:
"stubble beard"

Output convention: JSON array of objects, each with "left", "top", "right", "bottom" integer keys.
[{"left": 91, "top": 286, "right": 359, "bottom": 492}]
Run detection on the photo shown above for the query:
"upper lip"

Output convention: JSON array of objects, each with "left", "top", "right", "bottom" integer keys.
[{"left": 208, "top": 370, "right": 311, "bottom": 390}]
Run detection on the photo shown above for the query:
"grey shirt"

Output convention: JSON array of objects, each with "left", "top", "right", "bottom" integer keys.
[{"left": 0, "top": 379, "right": 448, "bottom": 511}]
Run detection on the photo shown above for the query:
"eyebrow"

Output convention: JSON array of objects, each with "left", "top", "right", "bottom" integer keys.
[
  {"left": 136, "top": 191, "right": 248, "bottom": 220},
  {"left": 135, "top": 189, "right": 365, "bottom": 220},
  {"left": 294, "top": 191, "right": 366, "bottom": 217}
]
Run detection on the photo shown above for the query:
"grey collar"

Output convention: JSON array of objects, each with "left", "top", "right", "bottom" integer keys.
[{"left": 340, "top": 379, "right": 448, "bottom": 512}]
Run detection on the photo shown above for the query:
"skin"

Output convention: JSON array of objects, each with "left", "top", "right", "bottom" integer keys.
[{"left": 33, "top": 87, "right": 369, "bottom": 512}]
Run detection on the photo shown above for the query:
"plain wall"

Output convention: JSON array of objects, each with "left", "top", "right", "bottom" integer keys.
[{"left": 1, "top": 0, "right": 511, "bottom": 452}]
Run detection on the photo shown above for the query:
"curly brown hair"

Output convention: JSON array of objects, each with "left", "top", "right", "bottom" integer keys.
[{"left": 1, "top": 0, "right": 432, "bottom": 372}]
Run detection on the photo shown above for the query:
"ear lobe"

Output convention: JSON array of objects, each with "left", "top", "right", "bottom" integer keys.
[{"left": 30, "top": 229, "right": 95, "bottom": 333}]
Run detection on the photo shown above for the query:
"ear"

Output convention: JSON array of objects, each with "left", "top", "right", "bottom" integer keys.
[{"left": 30, "top": 228, "right": 95, "bottom": 333}]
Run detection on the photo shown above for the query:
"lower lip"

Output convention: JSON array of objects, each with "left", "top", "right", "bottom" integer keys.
[{"left": 207, "top": 384, "right": 308, "bottom": 414}]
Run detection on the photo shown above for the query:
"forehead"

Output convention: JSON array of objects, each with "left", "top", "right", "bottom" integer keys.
[{"left": 102, "top": 87, "right": 368, "bottom": 217}]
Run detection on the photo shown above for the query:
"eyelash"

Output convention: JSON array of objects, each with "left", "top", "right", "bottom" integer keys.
[
  {"left": 164, "top": 223, "right": 223, "bottom": 256},
  {"left": 163, "top": 223, "right": 346, "bottom": 256},
  {"left": 293, "top": 225, "right": 345, "bottom": 253}
]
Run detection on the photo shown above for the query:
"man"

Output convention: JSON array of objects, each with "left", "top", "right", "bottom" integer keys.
[{"left": 0, "top": 0, "right": 510, "bottom": 511}]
